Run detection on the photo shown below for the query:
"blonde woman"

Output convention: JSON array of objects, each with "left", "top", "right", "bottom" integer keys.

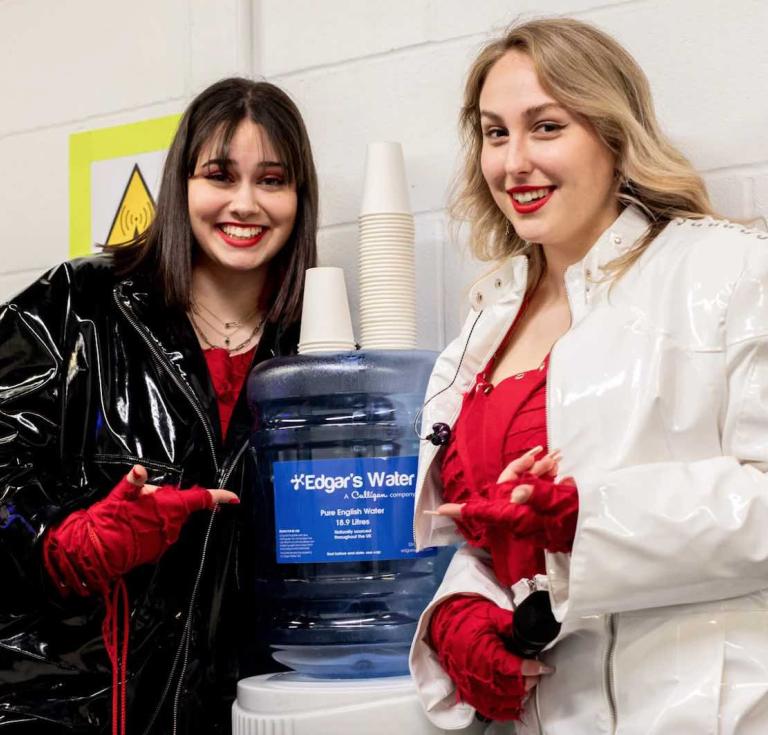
[{"left": 410, "top": 17, "right": 768, "bottom": 735}]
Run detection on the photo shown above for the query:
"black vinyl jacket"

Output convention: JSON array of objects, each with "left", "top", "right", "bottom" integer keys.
[{"left": 0, "top": 254, "right": 297, "bottom": 733}]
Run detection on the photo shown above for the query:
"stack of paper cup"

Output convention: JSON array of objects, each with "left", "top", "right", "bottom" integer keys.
[
  {"left": 358, "top": 142, "right": 417, "bottom": 350},
  {"left": 298, "top": 267, "right": 356, "bottom": 354}
]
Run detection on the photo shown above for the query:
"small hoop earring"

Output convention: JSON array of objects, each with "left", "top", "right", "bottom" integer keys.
[{"left": 505, "top": 220, "right": 512, "bottom": 238}]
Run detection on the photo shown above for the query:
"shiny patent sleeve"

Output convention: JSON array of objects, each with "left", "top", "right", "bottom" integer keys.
[
  {"left": 0, "top": 263, "right": 79, "bottom": 609},
  {"left": 549, "top": 247, "right": 768, "bottom": 620}
]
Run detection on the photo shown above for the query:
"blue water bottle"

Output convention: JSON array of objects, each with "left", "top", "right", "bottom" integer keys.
[{"left": 243, "top": 349, "right": 451, "bottom": 679}]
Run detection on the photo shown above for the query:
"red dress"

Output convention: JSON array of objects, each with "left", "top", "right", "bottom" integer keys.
[
  {"left": 441, "top": 355, "right": 549, "bottom": 586},
  {"left": 204, "top": 346, "right": 256, "bottom": 438}
]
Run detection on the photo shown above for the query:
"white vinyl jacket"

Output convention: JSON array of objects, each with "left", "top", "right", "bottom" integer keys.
[{"left": 409, "top": 205, "right": 768, "bottom": 735}]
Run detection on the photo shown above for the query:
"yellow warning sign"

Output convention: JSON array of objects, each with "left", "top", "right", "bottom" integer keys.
[
  {"left": 69, "top": 114, "right": 180, "bottom": 258},
  {"left": 105, "top": 164, "right": 156, "bottom": 246}
]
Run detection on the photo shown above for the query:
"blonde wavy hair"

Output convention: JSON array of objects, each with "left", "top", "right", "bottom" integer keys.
[{"left": 452, "top": 17, "right": 714, "bottom": 289}]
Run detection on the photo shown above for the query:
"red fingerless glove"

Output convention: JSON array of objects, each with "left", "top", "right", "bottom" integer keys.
[
  {"left": 461, "top": 475, "right": 578, "bottom": 553},
  {"left": 428, "top": 595, "right": 527, "bottom": 721},
  {"left": 41, "top": 477, "right": 215, "bottom": 735},
  {"left": 43, "top": 476, "right": 214, "bottom": 596},
  {"left": 521, "top": 474, "right": 578, "bottom": 553}
]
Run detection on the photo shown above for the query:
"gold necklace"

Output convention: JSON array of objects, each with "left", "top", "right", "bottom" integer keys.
[
  {"left": 190, "top": 313, "right": 264, "bottom": 354},
  {"left": 191, "top": 308, "right": 237, "bottom": 342},
  {"left": 192, "top": 300, "right": 260, "bottom": 331}
]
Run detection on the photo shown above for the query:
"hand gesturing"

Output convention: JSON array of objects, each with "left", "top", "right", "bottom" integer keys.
[
  {"left": 44, "top": 465, "right": 239, "bottom": 595},
  {"left": 431, "top": 447, "right": 578, "bottom": 553}
]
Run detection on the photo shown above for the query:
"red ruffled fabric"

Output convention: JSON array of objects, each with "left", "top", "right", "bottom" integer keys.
[
  {"left": 441, "top": 360, "right": 550, "bottom": 586},
  {"left": 203, "top": 346, "right": 256, "bottom": 439}
]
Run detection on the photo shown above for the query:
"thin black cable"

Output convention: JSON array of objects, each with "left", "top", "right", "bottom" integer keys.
[{"left": 412, "top": 309, "right": 484, "bottom": 439}]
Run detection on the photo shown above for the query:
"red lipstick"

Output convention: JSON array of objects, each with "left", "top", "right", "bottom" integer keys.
[
  {"left": 507, "top": 185, "right": 555, "bottom": 214},
  {"left": 216, "top": 224, "right": 268, "bottom": 248}
]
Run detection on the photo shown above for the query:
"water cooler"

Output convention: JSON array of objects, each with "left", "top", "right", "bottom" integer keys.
[{"left": 233, "top": 350, "right": 482, "bottom": 734}]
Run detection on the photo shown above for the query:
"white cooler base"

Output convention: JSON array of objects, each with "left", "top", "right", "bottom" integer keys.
[{"left": 232, "top": 673, "right": 485, "bottom": 735}]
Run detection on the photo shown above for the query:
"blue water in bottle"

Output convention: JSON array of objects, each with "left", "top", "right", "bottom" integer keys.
[{"left": 244, "top": 350, "right": 451, "bottom": 678}]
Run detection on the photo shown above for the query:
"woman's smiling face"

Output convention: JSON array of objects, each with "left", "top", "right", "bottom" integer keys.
[
  {"left": 479, "top": 50, "right": 620, "bottom": 254},
  {"left": 187, "top": 119, "right": 297, "bottom": 277}
]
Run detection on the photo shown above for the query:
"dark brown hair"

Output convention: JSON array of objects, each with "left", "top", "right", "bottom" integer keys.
[{"left": 111, "top": 77, "right": 318, "bottom": 326}]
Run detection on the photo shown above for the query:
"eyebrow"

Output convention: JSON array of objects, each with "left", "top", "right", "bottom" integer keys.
[
  {"left": 199, "top": 158, "right": 285, "bottom": 169},
  {"left": 480, "top": 102, "right": 565, "bottom": 124}
]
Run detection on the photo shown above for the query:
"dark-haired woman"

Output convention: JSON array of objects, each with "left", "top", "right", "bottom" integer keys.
[{"left": 0, "top": 77, "right": 317, "bottom": 734}]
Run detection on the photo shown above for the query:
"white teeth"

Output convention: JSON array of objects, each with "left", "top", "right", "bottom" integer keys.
[
  {"left": 220, "top": 224, "right": 264, "bottom": 238},
  {"left": 512, "top": 188, "right": 551, "bottom": 203}
]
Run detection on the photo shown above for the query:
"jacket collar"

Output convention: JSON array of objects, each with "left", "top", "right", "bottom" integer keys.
[
  {"left": 466, "top": 205, "right": 651, "bottom": 309},
  {"left": 113, "top": 276, "right": 299, "bottom": 453}
]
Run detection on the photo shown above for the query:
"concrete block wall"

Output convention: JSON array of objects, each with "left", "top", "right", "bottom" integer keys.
[
  {"left": 0, "top": 0, "right": 255, "bottom": 299},
  {"left": 2, "top": 0, "right": 767, "bottom": 350}
]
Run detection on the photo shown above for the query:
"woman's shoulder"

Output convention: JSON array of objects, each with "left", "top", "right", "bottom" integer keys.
[
  {"left": 5, "top": 253, "right": 117, "bottom": 314},
  {"left": 650, "top": 216, "right": 768, "bottom": 283},
  {"left": 649, "top": 217, "right": 768, "bottom": 342},
  {"left": 662, "top": 215, "right": 768, "bottom": 260}
]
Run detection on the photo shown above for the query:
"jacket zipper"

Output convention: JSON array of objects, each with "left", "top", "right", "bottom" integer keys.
[
  {"left": 113, "top": 293, "right": 219, "bottom": 474},
  {"left": 218, "top": 440, "right": 249, "bottom": 488},
  {"left": 604, "top": 613, "right": 618, "bottom": 734}
]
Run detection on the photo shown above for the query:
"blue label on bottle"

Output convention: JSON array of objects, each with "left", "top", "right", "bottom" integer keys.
[{"left": 272, "top": 456, "right": 434, "bottom": 564}]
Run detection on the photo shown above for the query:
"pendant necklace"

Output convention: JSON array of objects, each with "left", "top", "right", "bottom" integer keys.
[{"left": 190, "top": 315, "right": 264, "bottom": 354}]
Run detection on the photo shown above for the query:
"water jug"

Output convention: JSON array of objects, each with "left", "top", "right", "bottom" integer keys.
[{"left": 244, "top": 350, "right": 451, "bottom": 678}]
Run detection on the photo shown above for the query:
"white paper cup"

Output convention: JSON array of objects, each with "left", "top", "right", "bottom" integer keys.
[
  {"left": 359, "top": 260, "right": 414, "bottom": 270},
  {"left": 359, "top": 231, "right": 415, "bottom": 241},
  {"left": 360, "top": 315, "right": 415, "bottom": 323},
  {"left": 359, "top": 248, "right": 415, "bottom": 258},
  {"left": 359, "top": 260, "right": 414, "bottom": 269},
  {"left": 359, "top": 218, "right": 414, "bottom": 229},
  {"left": 359, "top": 258, "right": 414, "bottom": 267},
  {"left": 359, "top": 218, "right": 415, "bottom": 227},
  {"left": 359, "top": 212, "right": 414, "bottom": 220},
  {"left": 299, "top": 343, "right": 356, "bottom": 354},
  {"left": 360, "top": 326, "right": 417, "bottom": 335},
  {"left": 359, "top": 223, "right": 414, "bottom": 232},
  {"left": 360, "top": 234, "right": 414, "bottom": 242},
  {"left": 359, "top": 245, "right": 414, "bottom": 254},
  {"left": 359, "top": 271, "right": 414, "bottom": 281},
  {"left": 359, "top": 232, "right": 414, "bottom": 241},
  {"left": 299, "top": 340, "right": 357, "bottom": 348},
  {"left": 360, "top": 316, "right": 416, "bottom": 324},
  {"left": 298, "top": 267, "right": 356, "bottom": 354},
  {"left": 359, "top": 273, "right": 413, "bottom": 281},
  {"left": 359, "top": 237, "right": 415, "bottom": 246},
  {"left": 359, "top": 282, "right": 414, "bottom": 292},
  {"left": 361, "top": 280, "right": 416, "bottom": 288},
  {"left": 360, "top": 142, "right": 412, "bottom": 215},
  {"left": 360, "top": 273, "right": 416, "bottom": 290},
  {"left": 359, "top": 215, "right": 415, "bottom": 224},
  {"left": 360, "top": 339, "right": 417, "bottom": 350}
]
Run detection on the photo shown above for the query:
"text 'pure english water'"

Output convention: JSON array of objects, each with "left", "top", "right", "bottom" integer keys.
[{"left": 243, "top": 350, "right": 452, "bottom": 679}]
